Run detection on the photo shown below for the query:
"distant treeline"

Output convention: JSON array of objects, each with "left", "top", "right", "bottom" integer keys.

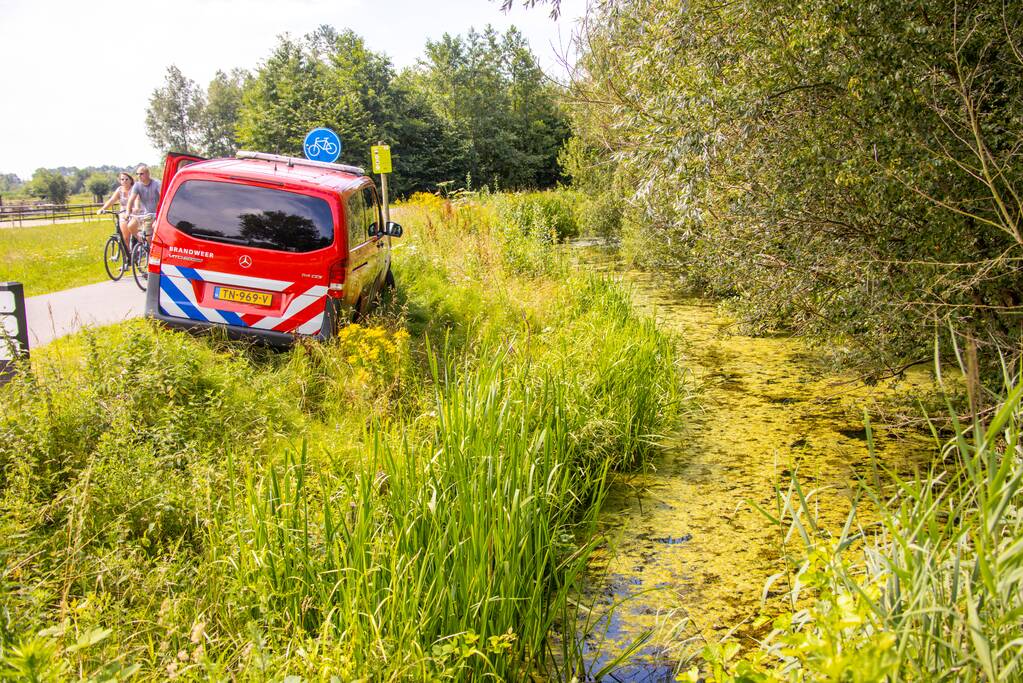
[
  {"left": 144, "top": 25, "right": 569, "bottom": 197},
  {"left": 567, "top": 0, "right": 1023, "bottom": 378},
  {"left": 0, "top": 165, "right": 147, "bottom": 204}
]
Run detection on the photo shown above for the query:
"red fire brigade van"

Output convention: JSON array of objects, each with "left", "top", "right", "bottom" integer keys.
[{"left": 144, "top": 151, "right": 402, "bottom": 345}]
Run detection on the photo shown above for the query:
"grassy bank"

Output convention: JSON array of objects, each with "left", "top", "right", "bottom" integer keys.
[
  {"left": 0, "top": 193, "right": 685, "bottom": 679},
  {"left": 0, "top": 219, "right": 111, "bottom": 295}
]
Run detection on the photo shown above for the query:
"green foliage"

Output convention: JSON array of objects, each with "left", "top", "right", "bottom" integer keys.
[
  {"left": 498, "top": 191, "right": 580, "bottom": 240},
  {"left": 575, "top": 191, "right": 624, "bottom": 240},
  {"left": 25, "top": 168, "right": 69, "bottom": 204},
  {"left": 235, "top": 27, "right": 458, "bottom": 195},
  {"left": 145, "top": 65, "right": 205, "bottom": 154},
  {"left": 233, "top": 25, "right": 568, "bottom": 195},
  {"left": 237, "top": 28, "right": 387, "bottom": 165},
  {"left": 3, "top": 166, "right": 132, "bottom": 203},
  {"left": 199, "top": 69, "right": 249, "bottom": 157},
  {"left": 0, "top": 194, "right": 686, "bottom": 679},
  {"left": 571, "top": 0, "right": 1023, "bottom": 378},
  {"left": 417, "top": 26, "right": 570, "bottom": 190},
  {"left": 491, "top": 190, "right": 581, "bottom": 274},
  {"left": 137, "top": 25, "right": 568, "bottom": 196},
  {"left": 85, "top": 172, "right": 115, "bottom": 202},
  {"left": 0, "top": 173, "right": 24, "bottom": 194},
  {"left": 145, "top": 65, "right": 249, "bottom": 158}
]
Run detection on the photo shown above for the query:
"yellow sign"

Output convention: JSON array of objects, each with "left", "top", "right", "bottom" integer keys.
[{"left": 371, "top": 145, "right": 392, "bottom": 174}]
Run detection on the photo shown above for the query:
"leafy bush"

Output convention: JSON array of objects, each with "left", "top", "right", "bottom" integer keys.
[
  {"left": 575, "top": 191, "right": 624, "bottom": 240},
  {"left": 571, "top": 0, "right": 1023, "bottom": 378},
  {"left": 496, "top": 191, "right": 580, "bottom": 242}
]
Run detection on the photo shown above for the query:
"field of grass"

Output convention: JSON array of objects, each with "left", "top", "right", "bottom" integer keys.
[
  {"left": 0, "top": 218, "right": 111, "bottom": 295},
  {"left": 0, "top": 192, "right": 687, "bottom": 679}
]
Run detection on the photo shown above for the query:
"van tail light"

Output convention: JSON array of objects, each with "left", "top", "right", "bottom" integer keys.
[
  {"left": 327, "top": 258, "right": 346, "bottom": 298},
  {"left": 149, "top": 242, "right": 163, "bottom": 272}
]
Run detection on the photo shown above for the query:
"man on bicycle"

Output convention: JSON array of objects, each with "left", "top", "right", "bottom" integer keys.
[{"left": 124, "top": 165, "right": 161, "bottom": 240}]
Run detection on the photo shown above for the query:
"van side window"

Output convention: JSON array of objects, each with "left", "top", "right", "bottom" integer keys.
[
  {"left": 346, "top": 192, "right": 367, "bottom": 246},
  {"left": 362, "top": 187, "right": 379, "bottom": 237}
]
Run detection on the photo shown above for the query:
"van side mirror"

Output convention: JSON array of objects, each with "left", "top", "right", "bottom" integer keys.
[{"left": 385, "top": 221, "right": 403, "bottom": 238}]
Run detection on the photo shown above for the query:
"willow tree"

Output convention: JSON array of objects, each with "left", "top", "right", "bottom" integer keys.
[{"left": 569, "top": 0, "right": 1023, "bottom": 378}]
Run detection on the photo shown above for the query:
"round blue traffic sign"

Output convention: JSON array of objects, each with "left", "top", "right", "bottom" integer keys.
[{"left": 303, "top": 127, "right": 342, "bottom": 163}]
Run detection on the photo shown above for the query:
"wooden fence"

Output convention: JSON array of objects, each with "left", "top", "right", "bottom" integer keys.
[{"left": 0, "top": 202, "right": 106, "bottom": 226}]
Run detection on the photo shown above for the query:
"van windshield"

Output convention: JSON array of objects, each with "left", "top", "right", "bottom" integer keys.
[{"left": 166, "top": 180, "right": 334, "bottom": 252}]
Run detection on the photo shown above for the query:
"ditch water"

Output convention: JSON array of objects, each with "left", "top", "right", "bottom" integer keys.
[{"left": 578, "top": 260, "right": 935, "bottom": 681}]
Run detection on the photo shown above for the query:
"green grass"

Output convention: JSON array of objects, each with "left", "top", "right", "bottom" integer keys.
[
  {"left": 0, "top": 218, "right": 111, "bottom": 295},
  {"left": 0, "top": 193, "right": 687, "bottom": 680}
]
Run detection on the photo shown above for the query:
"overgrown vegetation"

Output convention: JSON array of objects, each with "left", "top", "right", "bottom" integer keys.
[
  {"left": 0, "top": 194, "right": 684, "bottom": 679},
  {"left": 567, "top": 0, "right": 1023, "bottom": 380}
]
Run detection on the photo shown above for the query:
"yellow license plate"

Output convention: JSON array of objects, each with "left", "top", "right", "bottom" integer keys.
[{"left": 213, "top": 286, "right": 273, "bottom": 307}]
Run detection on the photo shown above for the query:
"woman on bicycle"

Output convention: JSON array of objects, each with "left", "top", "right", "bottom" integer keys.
[{"left": 97, "top": 172, "right": 140, "bottom": 246}]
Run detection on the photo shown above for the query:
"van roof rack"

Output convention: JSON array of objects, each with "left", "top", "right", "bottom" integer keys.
[{"left": 236, "top": 150, "right": 365, "bottom": 176}]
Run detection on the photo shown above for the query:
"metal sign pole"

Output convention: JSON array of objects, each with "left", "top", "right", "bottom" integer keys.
[{"left": 0, "top": 281, "right": 30, "bottom": 387}]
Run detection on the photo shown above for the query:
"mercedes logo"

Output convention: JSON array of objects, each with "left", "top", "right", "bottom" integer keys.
[{"left": 239, "top": 255, "right": 252, "bottom": 268}]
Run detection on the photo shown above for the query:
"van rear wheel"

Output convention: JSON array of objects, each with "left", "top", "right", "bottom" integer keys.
[{"left": 351, "top": 297, "right": 364, "bottom": 324}]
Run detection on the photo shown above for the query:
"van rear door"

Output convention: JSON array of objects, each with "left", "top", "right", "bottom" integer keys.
[
  {"left": 159, "top": 152, "right": 206, "bottom": 209},
  {"left": 156, "top": 178, "right": 336, "bottom": 336}
]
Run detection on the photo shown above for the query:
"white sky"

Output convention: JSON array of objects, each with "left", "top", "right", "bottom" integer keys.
[{"left": 0, "top": 0, "right": 584, "bottom": 179}]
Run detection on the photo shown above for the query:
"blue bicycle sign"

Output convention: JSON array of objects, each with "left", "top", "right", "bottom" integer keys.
[{"left": 303, "top": 128, "right": 342, "bottom": 163}]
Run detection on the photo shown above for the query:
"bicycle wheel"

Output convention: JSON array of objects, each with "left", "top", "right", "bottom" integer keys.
[
  {"left": 131, "top": 242, "right": 149, "bottom": 291},
  {"left": 104, "top": 235, "right": 125, "bottom": 281}
]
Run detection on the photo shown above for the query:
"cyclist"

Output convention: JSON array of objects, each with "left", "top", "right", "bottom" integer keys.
[
  {"left": 97, "top": 172, "right": 140, "bottom": 247},
  {"left": 123, "top": 165, "right": 161, "bottom": 241}
]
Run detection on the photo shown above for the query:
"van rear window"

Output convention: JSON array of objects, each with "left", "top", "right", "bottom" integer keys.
[{"left": 166, "top": 180, "right": 334, "bottom": 252}]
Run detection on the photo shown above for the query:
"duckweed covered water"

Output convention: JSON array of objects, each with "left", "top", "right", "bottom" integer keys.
[{"left": 580, "top": 266, "right": 936, "bottom": 680}]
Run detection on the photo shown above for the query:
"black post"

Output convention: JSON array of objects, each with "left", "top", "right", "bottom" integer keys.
[{"left": 1, "top": 281, "right": 30, "bottom": 387}]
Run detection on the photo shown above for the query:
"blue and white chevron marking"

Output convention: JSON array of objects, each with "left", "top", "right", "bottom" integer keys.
[{"left": 158, "top": 264, "right": 327, "bottom": 334}]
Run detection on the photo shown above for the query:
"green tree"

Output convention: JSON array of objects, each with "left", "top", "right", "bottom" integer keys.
[
  {"left": 571, "top": 0, "right": 1023, "bottom": 377},
  {"left": 417, "top": 26, "right": 569, "bottom": 190},
  {"left": 388, "top": 78, "right": 467, "bottom": 194},
  {"left": 236, "top": 25, "right": 565, "bottom": 195},
  {"left": 27, "top": 169, "right": 69, "bottom": 204},
  {"left": 85, "top": 172, "right": 115, "bottom": 202},
  {"left": 145, "top": 65, "right": 204, "bottom": 153},
  {"left": 0, "top": 173, "right": 24, "bottom": 194},
  {"left": 199, "top": 69, "right": 249, "bottom": 157},
  {"left": 237, "top": 27, "right": 465, "bottom": 195}
]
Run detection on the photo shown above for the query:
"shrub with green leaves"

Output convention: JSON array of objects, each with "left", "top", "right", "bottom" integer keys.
[{"left": 569, "top": 0, "right": 1023, "bottom": 379}]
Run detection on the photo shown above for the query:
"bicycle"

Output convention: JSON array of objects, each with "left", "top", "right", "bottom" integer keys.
[
  {"left": 100, "top": 210, "right": 131, "bottom": 281},
  {"left": 304, "top": 136, "right": 338, "bottom": 157},
  {"left": 130, "top": 229, "right": 150, "bottom": 291}
]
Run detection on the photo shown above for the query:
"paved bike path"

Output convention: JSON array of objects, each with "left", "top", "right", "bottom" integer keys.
[{"left": 26, "top": 279, "right": 145, "bottom": 348}]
